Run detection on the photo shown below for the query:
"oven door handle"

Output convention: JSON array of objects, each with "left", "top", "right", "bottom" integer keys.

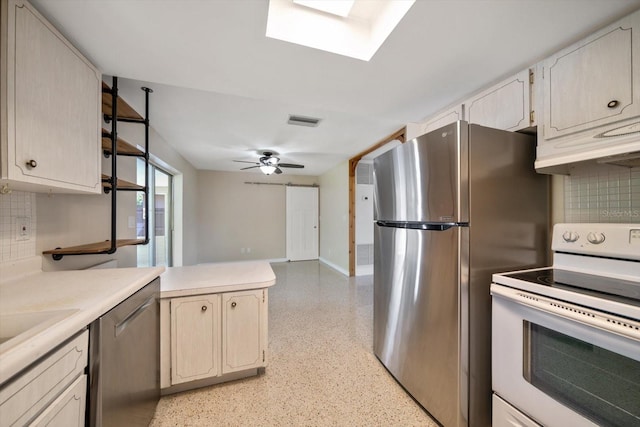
[{"left": 491, "top": 284, "right": 640, "bottom": 342}]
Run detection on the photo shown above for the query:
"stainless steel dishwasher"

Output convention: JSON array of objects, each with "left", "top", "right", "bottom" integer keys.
[{"left": 88, "top": 278, "right": 160, "bottom": 427}]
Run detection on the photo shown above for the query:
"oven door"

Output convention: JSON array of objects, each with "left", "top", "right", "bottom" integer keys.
[{"left": 491, "top": 283, "right": 640, "bottom": 427}]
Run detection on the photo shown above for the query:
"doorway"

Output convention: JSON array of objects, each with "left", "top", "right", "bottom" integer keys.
[
  {"left": 286, "top": 186, "right": 319, "bottom": 261},
  {"left": 137, "top": 159, "right": 173, "bottom": 267}
]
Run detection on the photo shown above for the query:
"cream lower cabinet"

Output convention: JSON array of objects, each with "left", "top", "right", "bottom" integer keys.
[
  {"left": 167, "top": 289, "right": 267, "bottom": 388},
  {"left": 221, "top": 290, "right": 267, "bottom": 374},
  {"left": 0, "top": 330, "right": 88, "bottom": 427},
  {"left": 170, "top": 294, "right": 221, "bottom": 385}
]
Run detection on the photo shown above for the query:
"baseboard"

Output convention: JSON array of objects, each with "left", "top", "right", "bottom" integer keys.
[{"left": 319, "top": 257, "right": 349, "bottom": 276}]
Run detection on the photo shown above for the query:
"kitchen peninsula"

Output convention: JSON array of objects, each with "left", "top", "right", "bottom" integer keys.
[{"left": 159, "top": 261, "right": 275, "bottom": 394}]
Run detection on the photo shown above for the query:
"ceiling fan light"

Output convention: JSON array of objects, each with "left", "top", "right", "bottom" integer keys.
[{"left": 260, "top": 165, "right": 277, "bottom": 175}]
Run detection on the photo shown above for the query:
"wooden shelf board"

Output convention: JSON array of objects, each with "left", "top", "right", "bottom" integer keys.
[
  {"left": 102, "top": 82, "right": 144, "bottom": 121},
  {"left": 43, "top": 239, "right": 146, "bottom": 255},
  {"left": 101, "top": 174, "right": 145, "bottom": 191},
  {"left": 101, "top": 129, "right": 144, "bottom": 156}
]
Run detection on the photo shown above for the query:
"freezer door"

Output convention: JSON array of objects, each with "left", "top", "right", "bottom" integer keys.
[
  {"left": 373, "top": 224, "right": 467, "bottom": 427},
  {"left": 373, "top": 121, "right": 468, "bottom": 223}
]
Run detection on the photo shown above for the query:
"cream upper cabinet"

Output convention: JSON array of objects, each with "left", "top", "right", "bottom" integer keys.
[
  {"left": 465, "top": 68, "right": 533, "bottom": 131},
  {"left": 221, "top": 289, "right": 267, "bottom": 374},
  {"left": 170, "top": 294, "right": 221, "bottom": 385},
  {"left": 541, "top": 10, "right": 640, "bottom": 141},
  {"left": 1, "top": 0, "right": 101, "bottom": 194},
  {"left": 405, "top": 105, "right": 463, "bottom": 140},
  {"left": 535, "top": 9, "right": 640, "bottom": 173}
]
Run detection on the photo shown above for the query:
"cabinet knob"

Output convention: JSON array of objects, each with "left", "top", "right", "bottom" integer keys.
[
  {"left": 607, "top": 100, "right": 619, "bottom": 108},
  {"left": 201, "top": 305, "right": 207, "bottom": 311},
  {"left": 231, "top": 302, "right": 237, "bottom": 308},
  {"left": 26, "top": 159, "right": 37, "bottom": 168}
]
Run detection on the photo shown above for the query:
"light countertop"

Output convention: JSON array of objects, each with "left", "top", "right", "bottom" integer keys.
[
  {"left": 160, "top": 261, "right": 276, "bottom": 298},
  {"left": 0, "top": 259, "right": 164, "bottom": 385}
]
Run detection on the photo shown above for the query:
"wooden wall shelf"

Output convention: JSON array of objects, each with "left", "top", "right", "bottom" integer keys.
[
  {"left": 44, "top": 239, "right": 145, "bottom": 258},
  {"left": 102, "top": 82, "right": 143, "bottom": 121},
  {"left": 101, "top": 129, "right": 144, "bottom": 157},
  {"left": 101, "top": 174, "right": 145, "bottom": 191},
  {"left": 45, "top": 77, "right": 151, "bottom": 260}
]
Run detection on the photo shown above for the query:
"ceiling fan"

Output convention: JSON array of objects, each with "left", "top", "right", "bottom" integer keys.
[{"left": 234, "top": 151, "right": 304, "bottom": 175}]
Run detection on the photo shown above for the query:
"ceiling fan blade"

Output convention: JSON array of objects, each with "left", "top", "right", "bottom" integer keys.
[
  {"left": 274, "top": 167, "right": 283, "bottom": 174},
  {"left": 278, "top": 163, "right": 304, "bottom": 168},
  {"left": 233, "top": 160, "right": 259, "bottom": 164},
  {"left": 240, "top": 165, "right": 260, "bottom": 170}
]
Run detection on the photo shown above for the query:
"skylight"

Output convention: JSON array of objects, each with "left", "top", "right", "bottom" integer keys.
[
  {"left": 266, "top": 0, "right": 415, "bottom": 61},
  {"left": 293, "top": 0, "right": 355, "bottom": 17}
]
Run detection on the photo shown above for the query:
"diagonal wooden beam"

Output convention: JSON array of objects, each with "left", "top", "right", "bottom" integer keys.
[{"left": 348, "top": 127, "right": 406, "bottom": 276}]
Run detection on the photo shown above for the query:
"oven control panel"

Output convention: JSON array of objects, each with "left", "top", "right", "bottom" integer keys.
[{"left": 552, "top": 223, "right": 640, "bottom": 261}]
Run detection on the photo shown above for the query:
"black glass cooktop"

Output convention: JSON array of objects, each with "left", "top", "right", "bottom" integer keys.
[{"left": 502, "top": 268, "right": 640, "bottom": 307}]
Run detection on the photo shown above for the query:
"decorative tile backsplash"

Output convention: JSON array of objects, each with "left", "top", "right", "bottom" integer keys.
[
  {"left": 0, "top": 191, "right": 37, "bottom": 262},
  {"left": 564, "top": 164, "right": 639, "bottom": 223}
]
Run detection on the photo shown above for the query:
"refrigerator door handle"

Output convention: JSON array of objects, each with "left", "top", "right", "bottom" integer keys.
[{"left": 376, "top": 221, "right": 459, "bottom": 230}]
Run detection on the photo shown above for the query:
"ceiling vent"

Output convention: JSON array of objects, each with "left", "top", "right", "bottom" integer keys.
[{"left": 288, "top": 115, "right": 321, "bottom": 127}]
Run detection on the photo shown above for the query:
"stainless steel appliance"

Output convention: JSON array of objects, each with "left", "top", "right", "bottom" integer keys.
[
  {"left": 492, "top": 223, "right": 640, "bottom": 427},
  {"left": 373, "top": 121, "right": 549, "bottom": 427},
  {"left": 89, "top": 278, "right": 160, "bottom": 427}
]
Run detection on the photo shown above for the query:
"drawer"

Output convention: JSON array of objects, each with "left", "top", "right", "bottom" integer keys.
[
  {"left": 493, "top": 394, "right": 542, "bottom": 427},
  {"left": 29, "top": 375, "right": 86, "bottom": 427},
  {"left": 0, "top": 330, "right": 88, "bottom": 426}
]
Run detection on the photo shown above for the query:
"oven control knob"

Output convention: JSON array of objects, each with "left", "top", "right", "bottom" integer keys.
[
  {"left": 562, "top": 231, "right": 579, "bottom": 242},
  {"left": 587, "top": 232, "right": 606, "bottom": 244}
]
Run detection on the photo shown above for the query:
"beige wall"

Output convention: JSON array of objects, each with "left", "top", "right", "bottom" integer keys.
[
  {"left": 196, "top": 170, "right": 318, "bottom": 263},
  {"left": 318, "top": 161, "right": 349, "bottom": 274}
]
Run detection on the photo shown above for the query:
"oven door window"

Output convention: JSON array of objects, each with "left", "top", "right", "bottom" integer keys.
[{"left": 523, "top": 322, "right": 640, "bottom": 427}]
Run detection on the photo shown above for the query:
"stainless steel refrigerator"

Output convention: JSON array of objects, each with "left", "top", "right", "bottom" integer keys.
[{"left": 373, "top": 121, "right": 549, "bottom": 427}]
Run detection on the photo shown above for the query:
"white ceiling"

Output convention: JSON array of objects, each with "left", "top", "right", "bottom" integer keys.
[{"left": 31, "top": 0, "right": 640, "bottom": 176}]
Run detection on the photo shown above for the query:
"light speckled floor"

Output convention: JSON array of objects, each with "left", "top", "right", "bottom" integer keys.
[{"left": 150, "top": 261, "right": 438, "bottom": 426}]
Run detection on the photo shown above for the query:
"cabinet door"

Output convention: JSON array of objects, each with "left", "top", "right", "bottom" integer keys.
[
  {"left": 405, "top": 105, "right": 463, "bottom": 140},
  {"left": 29, "top": 375, "right": 86, "bottom": 427},
  {"left": 4, "top": 0, "right": 101, "bottom": 193},
  {"left": 542, "top": 10, "right": 640, "bottom": 140},
  {"left": 465, "top": 69, "right": 531, "bottom": 131},
  {"left": 170, "top": 295, "right": 220, "bottom": 385},
  {"left": 222, "top": 289, "right": 266, "bottom": 374}
]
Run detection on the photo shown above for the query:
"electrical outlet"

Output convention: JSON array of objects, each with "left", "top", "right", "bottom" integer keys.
[
  {"left": 15, "top": 217, "right": 31, "bottom": 241},
  {"left": 247, "top": 247, "right": 251, "bottom": 253}
]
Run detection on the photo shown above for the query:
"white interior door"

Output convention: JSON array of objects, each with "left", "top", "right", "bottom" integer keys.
[{"left": 286, "top": 186, "right": 319, "bottom": 261}]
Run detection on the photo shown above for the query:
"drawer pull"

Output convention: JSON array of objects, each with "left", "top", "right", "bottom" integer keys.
[{"left": 607, "top": 100, "right": 619, "bottom": 108}]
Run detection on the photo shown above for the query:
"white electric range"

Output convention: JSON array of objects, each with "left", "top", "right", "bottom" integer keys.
[{"left": 490, "top": 223, "right": 640, "bottom": 427}]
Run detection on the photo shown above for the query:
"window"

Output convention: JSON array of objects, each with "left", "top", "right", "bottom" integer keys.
[{"left": 137, "top": 159, "right": 173, "bottom": 267}]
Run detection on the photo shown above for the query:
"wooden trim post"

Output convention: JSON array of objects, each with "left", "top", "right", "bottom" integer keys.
[{"left": 348, "top": 127, "right": 406, "bottom": 276}]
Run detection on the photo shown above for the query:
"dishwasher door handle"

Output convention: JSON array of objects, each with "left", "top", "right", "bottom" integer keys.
[{"left": 115, "top": 296, "right": 155, "bottom": 337}]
